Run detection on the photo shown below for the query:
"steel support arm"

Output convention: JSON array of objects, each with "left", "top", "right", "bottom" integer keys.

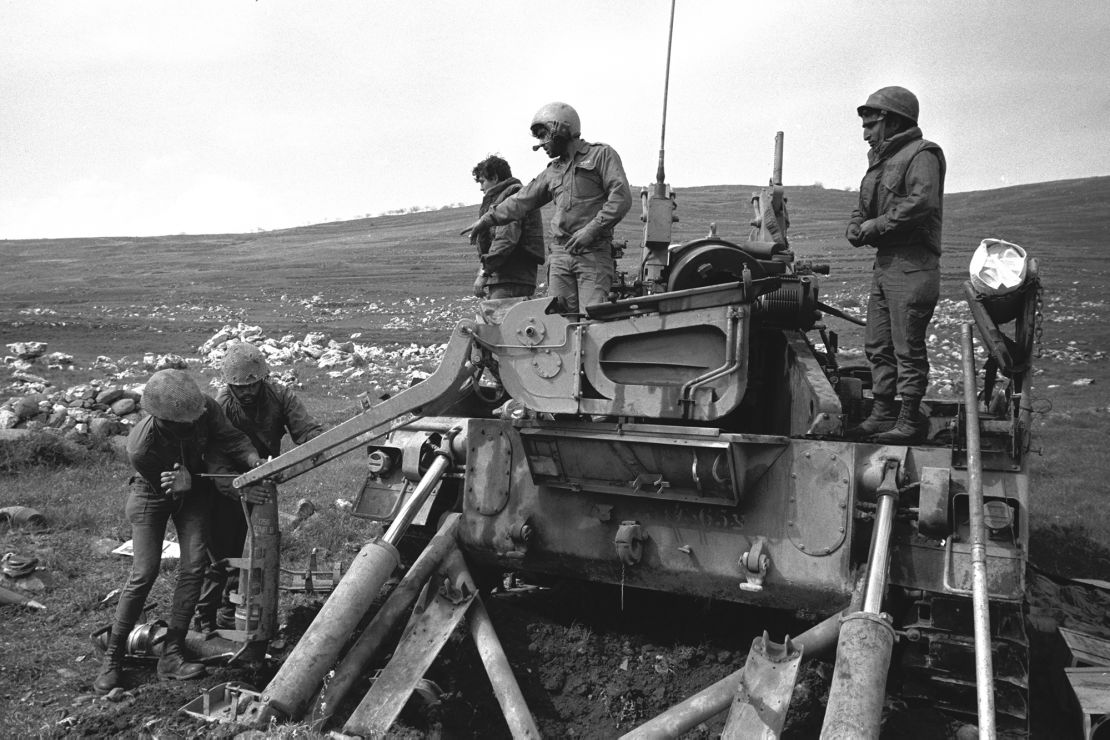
[{"left": 233, "top": 321, "right": 478, "bottom": 488}]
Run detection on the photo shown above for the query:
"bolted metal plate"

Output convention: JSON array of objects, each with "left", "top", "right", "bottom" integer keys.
[
  {"left": 787, "top": 443, "right": 850, "bottom": 555},
  {"left": 515, "top": 317, "right": 547, "bottom": 345},
  {"left": 531, "top": 350, "right": 562, "bottom": 379},
  {"left": 465, "top": 425, "right": 513, "bottom": 516}
]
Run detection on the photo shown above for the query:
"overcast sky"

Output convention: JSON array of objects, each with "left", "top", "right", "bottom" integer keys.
[{"left": 2, "top": 0, "right": 1107, "bottom": 239}]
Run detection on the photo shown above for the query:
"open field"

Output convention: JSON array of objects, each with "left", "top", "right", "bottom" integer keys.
[{"left": 2, "top": 176, "right": 1109, "bottom": 737}]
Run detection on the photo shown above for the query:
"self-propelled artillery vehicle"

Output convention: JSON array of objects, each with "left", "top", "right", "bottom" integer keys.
[{"left": 218, "top": 116, "right": 1039, "bottom": 736}]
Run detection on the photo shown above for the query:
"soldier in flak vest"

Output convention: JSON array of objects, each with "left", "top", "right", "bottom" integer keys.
[
  {"left": 845, "top": 86, "right": 946, "bottom": 444},
  {"left": 470, "top": 154, "right": 546, "bottom": 300}
]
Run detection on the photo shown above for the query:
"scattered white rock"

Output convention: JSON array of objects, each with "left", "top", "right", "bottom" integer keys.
[{"left": 6, "top": 341, "right": 48, "bottom": 360}]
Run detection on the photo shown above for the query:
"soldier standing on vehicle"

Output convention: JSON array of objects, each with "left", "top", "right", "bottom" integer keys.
[
  {"left": 95, "top": 369, "right": 262, "bottom": 694},
  {"left": 194, "top": 341, "right": 323, "bottom": 633},
  {"left": 470, "top": 155, "right": 546, "bottom": 300},
  {"left": 463, "top": 102, "right": 632, "bottom": 314},
  {"left": 845, "top": 86, "right": 946, "bottom": 444}
]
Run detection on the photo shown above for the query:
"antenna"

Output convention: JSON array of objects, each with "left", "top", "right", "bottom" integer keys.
[
  {"left": 640, "top": 0, "right": 679, "bottom": 290},
  {"left": 655, "top": 0, "right": 676, "bottom": 189}
]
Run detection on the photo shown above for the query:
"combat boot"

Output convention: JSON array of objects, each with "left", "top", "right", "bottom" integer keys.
[
  {"left": 873, "top": 396, "right": 929, "bottom": 445},
  {"left": 846, "top": 395, "right": 899, "bottom": 438},
  {"left": 156, "top": 627, "right": 206, "bottom": 681},
  {"left": 93, "top": 624, "right": 129, "bottom": 694}
]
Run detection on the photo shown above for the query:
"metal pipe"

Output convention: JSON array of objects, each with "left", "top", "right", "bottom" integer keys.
[
  {"left": 820, "top": 460, "right": 900, "bottom": 739},
  {"left": 772, "top": 131, "right": 784, "bottom": 187},
  {"left": 310, "top": 514, "right": 461, "bottom": 724},
  {"left": 469, "top": 593, "right": 541, "bottom": 739},
  {"left": 862, "top": 460, "right": 900, "bottom": 613},
  {"left": 961, "top": 322, "right": 997, "bottom": 737},
  {"left": 259, "top": 449, "right": 454, "bottom": 721},
  {"left": 819, "top": 612, "right": 895, "bottom": 739},
  {"left": 383, "top": 451, "right": 453, "bottom": 544},
  {"left": 620, "top": 609, "right": 843, "bottom": 740},
  {"left": 679, "top": 309, "right": 741, "bottom": 414}
]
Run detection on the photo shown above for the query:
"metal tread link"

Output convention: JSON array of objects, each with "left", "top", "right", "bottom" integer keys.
[{"left": 896, "top": 595, "right": 1030, "bottom": 736}]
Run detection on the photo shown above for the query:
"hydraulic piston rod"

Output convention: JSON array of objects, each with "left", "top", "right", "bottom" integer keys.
[
  {"left": 862, "top": 459, "right": 900, "bottom": 613},
  {"left": 820, "top": 460, "right": 900, "bottom": 740},
  {"left": 256, "top": 446, "right": 456, "bottom": 722},
  {"left": 310, "top": 513, "right": 462, "bottom": 724}
]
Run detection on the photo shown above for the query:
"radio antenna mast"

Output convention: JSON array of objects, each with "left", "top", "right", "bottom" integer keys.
[
  {"left": 640, "top": 0, "right": 679, "bottom": 289},
  {"left": 655, "top": 0, "right": 676, "bottom": 188}
]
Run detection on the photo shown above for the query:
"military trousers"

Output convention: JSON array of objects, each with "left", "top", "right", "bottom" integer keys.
[
  {"left": 113, "top": 478, "right": 211, "bottom": 634},
  {"left": 865, "top": 258, "right": 940, "bottom": 399},
  {"left": 486, "top": 282, "right": 535, "bottom": 300},
  {"left": 195, "top": 492, "right": 249, "bottom": 627},
  {"left": 548, "top": 241, "right": 615, "bottom": 314}
]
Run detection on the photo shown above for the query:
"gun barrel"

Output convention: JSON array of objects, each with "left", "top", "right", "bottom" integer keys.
[
  {"left": 773, "top": 131, "right": 784, "bottom": 186},
  {"left": 817, "top": 301, "right": 866, "bottom": 327}
]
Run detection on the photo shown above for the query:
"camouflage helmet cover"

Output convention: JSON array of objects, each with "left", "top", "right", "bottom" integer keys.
[
  {"left": 530, "top": 102, "right": 581, "bottom": 139},
  {"left": 857, "top": 86, "right": 919, "bottom": 124},
  {"left": 221, "top": 341, "right": 269, "bottom": 385},
  {"left": 142, "top": 369, "right": 206, "bottom": 422}
]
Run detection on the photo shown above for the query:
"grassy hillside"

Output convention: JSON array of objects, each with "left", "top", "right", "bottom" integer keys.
[{"left": 4, "top": 175, "right": 1107, "bottom": 302}]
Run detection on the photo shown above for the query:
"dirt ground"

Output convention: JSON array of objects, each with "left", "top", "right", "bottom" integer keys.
[{"left": 5, "top": 510, "right": 1109, "bottom": 740}]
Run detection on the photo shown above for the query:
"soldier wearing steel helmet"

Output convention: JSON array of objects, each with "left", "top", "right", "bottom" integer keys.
[
  {"left": 94, "top": 369, "right": 261, "bottom": 695},
  {"left": 846, "top": 86, "right": 947, "bottom": 444},
  {"left": 193, "top": 341, "right": 323, "bottom": 633},
  {"left": 464, "top": 102, "right": 632, "bottom": 314}
]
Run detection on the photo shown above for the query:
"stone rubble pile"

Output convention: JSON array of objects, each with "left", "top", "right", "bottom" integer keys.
[
  {"left": 2, "top": 342, "right": 193, "bottom": 438},
  {"left": 3, "top": 285, "right": 1103, "bottom": 439},
  {"left": 0, "top": 380, "right": 145, "bottom": 437},
  {"left": 2, "top": 324, "right": 451, "bottom": 438},
  {"left": 197, "top": 323, "right": 446, "bottom": 389}
]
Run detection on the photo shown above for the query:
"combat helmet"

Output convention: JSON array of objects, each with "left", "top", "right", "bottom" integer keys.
[
  {"left": 142, "top": 369, "right": 206, "bottom": 422},
  {"left": 222, "top": 342, "right": 269, "bottom": 385},
  {"left": 530, "top": 102, "right": 581, "bottom": 140},
  {"left": 857, "top": 86, "right": 919, "bottom": 124}
]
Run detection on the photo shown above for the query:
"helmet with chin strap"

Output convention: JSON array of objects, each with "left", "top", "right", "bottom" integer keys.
[
  {"left": 530, "top": 102, "right": 581, "bottom": 140},
  {"left": 857, "top": 86, "right": 919, "bottom": 124}
]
